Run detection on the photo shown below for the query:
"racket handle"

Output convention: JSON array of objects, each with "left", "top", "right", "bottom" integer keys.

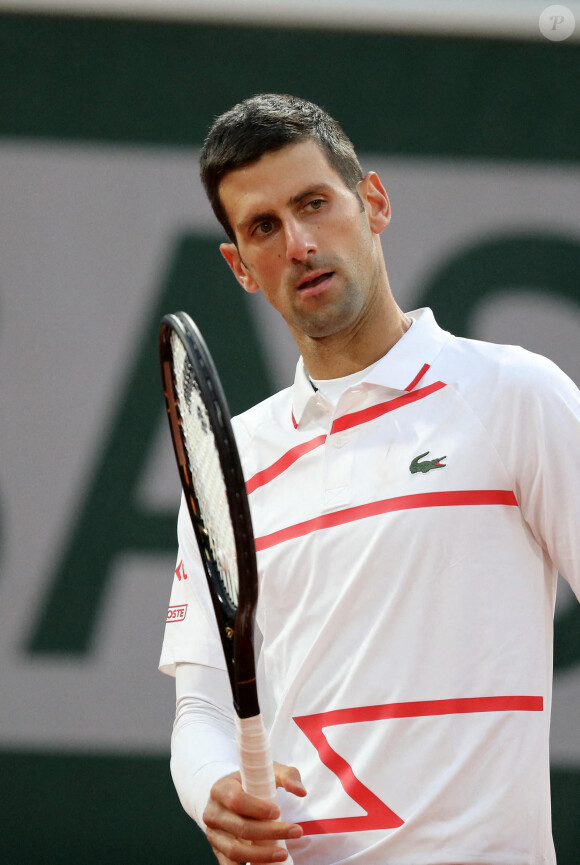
[{"left": 235, "top": 714, "right": 294, "bottom": 864}]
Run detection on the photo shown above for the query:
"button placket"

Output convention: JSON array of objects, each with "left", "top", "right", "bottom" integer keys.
[{"left": 323, "top": 430, "right": 354, "bottom": 508}]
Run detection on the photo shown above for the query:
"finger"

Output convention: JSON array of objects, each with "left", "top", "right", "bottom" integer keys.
[
  {"left": 211, "top": 775, "right": 282, "bottom": 822},
  {"left": 214, "top": 852, "right": 238, "bottom": 865},
  {"left": 205, "top": 769, "right": 303, "bottom": 862},
  {"left": 206, "top": 803, "right": 302, "bottom": 843},
  {"left": 273, "top": 763, "right": 307, "bottom": 797},
  {"left": 207, "top": 827, "right": 291, "bottom": 864}
]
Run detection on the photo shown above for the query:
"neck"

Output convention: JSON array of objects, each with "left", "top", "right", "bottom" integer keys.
[{"left": 295, "top": 294, "right": 412, "bottom": 380}]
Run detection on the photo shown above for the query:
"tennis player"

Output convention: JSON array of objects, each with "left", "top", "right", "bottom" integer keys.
[{"left": 160, "top": 94, "right": 580, "bottom": 864}]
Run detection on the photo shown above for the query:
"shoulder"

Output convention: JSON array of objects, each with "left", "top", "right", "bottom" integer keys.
[
  {"left": 231, "top": 385, "right": 294, "bottom": 474},
  {"left": 433, "top": 334, "right": 580, "bottom": 500},
  {"left": 434, "top": 335, "right": 580, "bottom": 476},
  {"left": 232, "top": 385, "right": 294, "bottom": 437},
  {"left": 438, "top": 333, "right": 578, "bottom": 406}
]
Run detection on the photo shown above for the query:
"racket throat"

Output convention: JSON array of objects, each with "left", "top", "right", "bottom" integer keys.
[{"left": 234, "top": 677, "right": 260, "bottom": 719}]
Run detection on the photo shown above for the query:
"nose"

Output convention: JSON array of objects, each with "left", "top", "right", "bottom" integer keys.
[{"left": 284, "top": 217, "right": 317, "bottom": 262}]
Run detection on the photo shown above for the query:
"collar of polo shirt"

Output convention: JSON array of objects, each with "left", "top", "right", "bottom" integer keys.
[{"left": 291, "top": 308, "right": 451, "bottom": 429}]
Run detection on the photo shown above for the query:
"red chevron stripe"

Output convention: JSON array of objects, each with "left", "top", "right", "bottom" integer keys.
[
  {"left": 294, "top": 695, "right": 542, "bottom": 836},
  {"left": 249, "top": 382, "right": 446, "bottom": 494},
  {"left": 330, "top": 381, "right": 445, "bottom": 434},
  {"left": 405, "top": 362, "right": 431, "bottom": 392},
  {"left": 255, "top": 490, "right": 518, "bottom": 550},
  {"left": 245, "top": 435, "right": 326, "bottom": 495}
]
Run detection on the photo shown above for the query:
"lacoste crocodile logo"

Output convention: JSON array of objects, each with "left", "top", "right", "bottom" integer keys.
[{"left": 409, "top": 451, "right": 447, "bottom": 474}]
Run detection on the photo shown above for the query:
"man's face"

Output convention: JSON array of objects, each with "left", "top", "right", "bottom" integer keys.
[{"left": 218, "top": 139, "right": 390, "bottom": 343}]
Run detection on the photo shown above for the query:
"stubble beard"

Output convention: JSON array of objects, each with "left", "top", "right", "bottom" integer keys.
[{"left": 288, "top": 251, "right": 380, "bottom": 341}]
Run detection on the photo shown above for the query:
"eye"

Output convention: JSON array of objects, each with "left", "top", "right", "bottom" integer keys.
[
  {"left": 308, "top": 198, "right": 324, "bottom": 211},
  {"left": 252, "top": 219, "right": 275, "bottom": 237}
]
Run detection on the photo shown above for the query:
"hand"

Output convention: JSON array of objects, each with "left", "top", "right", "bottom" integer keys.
[{"left": 203, "top": 762, "right": 307, "bottom": 864}]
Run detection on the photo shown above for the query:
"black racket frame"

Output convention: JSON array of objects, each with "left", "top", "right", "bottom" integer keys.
[{"left": 159, "top": 311, "right": 259, "bottom": 718}]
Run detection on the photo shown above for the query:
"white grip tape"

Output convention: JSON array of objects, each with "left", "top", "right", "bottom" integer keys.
[
  {"left": 235, "top": 714, "right": 293, "bottom": 863},
  {"left": 235, "top": 713, "right": 277, "bottom": 801}
]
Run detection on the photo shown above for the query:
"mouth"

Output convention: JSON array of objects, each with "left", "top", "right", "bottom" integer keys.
[{"left": 296, "top": 271, "right": 335, "bottom": 295}]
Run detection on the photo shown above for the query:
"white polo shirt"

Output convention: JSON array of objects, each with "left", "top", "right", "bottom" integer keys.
[{"left": 160, "top": 308, "right": 580, "bottom": 865}]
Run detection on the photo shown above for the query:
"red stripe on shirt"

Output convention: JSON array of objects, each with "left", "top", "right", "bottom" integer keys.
[
  {"left": 330, "top": 381, "right": 445, "bottom": 434},
  {"left": 245, "top": 435, "right": 326, "bottom": 495},
  {"left": 254, "top": 489, "right": 518, "bottom": 550},
  {"left": 296, "top": 695, "right": 543, "bottom": 731},
  {"left": 405, "top": 362, "right": 431, "bottom": 392},
  {"left": 253, "top": 382, "right": 446, "bottom": 494},
  {"left": 294, "top": 694, "right": 542, "bottom": 836}
]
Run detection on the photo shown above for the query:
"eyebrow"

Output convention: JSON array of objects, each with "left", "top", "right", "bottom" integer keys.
[
  {"left": 289, "top": 182, "right": 333, "bottom": 206},
  {"left": 237, "top": 182, "right": 334, "bottom": 232}
]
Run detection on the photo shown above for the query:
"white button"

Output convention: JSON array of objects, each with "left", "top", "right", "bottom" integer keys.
[{"left": 331, "top": 435, "right": 347, "bottom": 448}]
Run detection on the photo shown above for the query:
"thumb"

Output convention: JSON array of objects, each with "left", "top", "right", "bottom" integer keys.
[{"left": 273, "top": 762, "right": 307, "bottom": 797}]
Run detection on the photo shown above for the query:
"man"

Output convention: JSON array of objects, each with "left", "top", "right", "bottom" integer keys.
[{"left": 160, "top": 94, "right": 580, "bottom": 864}]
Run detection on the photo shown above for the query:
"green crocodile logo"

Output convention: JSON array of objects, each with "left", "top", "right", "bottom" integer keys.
[{"left": 410, "top": 451, "right": 447, "bottom": 474}]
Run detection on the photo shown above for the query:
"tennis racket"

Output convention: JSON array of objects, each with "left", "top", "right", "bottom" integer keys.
[{"left": 159, "top": 311, "right": 292, "bottom": 863}]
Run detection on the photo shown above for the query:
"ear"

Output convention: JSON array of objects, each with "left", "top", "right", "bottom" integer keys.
[
  {"left": 357, "top": 172, "right": 391, "bottom": 235},
  {"left": 220, "top": 242, "right": 260, "bottom": 294}
]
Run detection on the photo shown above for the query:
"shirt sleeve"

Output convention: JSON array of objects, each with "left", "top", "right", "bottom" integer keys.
[
  {"left": 170, "top": 662, "right": 239, "bottom": 831},
  {"left": 159, "top": 495, "right": 226, "bottom": 677},
  {"left": 504, "top": 354, "right": 580, "bottom": 597}
]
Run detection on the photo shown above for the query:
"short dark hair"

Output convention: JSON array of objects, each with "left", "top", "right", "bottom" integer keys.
[{"left": 200, "top": 93, "right": 364, "bottom": 241}]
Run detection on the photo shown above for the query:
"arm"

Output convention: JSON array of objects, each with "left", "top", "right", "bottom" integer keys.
[
  {"left": 171, "top": 663, "right": 305, "bottom": 864},
  {"left": 170, "top": 662, "right": 239, "bottom": 828},
  {"left": 507, "top": 359, "right": 580, "bottom": 594}
]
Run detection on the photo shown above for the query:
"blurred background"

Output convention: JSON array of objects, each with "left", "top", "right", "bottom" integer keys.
[{"left": 0, "top": 1, "right": 579, "bottom": 862}]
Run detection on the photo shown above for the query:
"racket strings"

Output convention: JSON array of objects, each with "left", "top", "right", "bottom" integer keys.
[{"left": 171, "top": 333, "right": 239, "bottom": 609}]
